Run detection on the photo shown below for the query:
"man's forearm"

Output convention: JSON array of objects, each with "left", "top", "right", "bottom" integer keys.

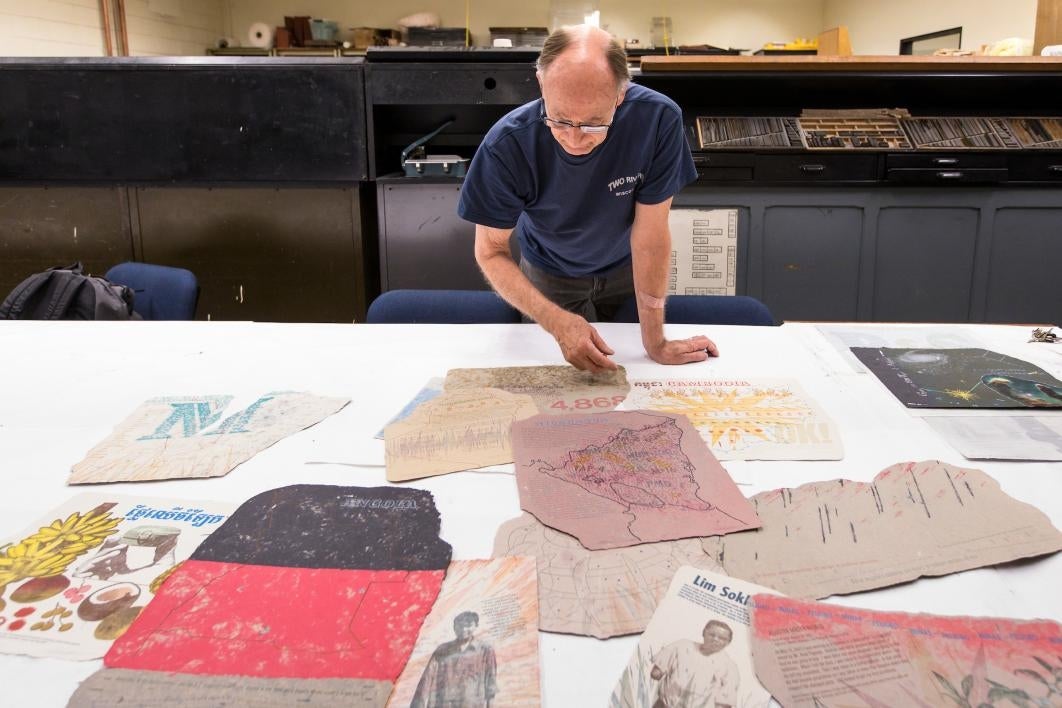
[
  {"left": 630, "top": 222, "right": 671, "bottom": 351},
  {"left": 474, "top": 224, "right": 618, "bottom": 372},
  {"left": 476, "top": 244, "right": 567, "bottom": 331},
  {"left": 629, "top": 200, "right": 718, "bottom": 364}
]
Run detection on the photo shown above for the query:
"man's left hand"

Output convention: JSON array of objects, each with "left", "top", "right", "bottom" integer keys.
[{"left": 645, "top": 335, "right": 719, "bottom": 365}]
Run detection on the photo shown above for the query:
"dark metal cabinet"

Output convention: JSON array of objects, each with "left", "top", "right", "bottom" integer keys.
[
  {"left": 0, "top": 187, "right": 133, "bottom": 297},
  {"left": 761, "top": 205, "right": 864, "bottom": 321},
  {"left": 0, "top": 59, "right": 368, "bottom": 183},
  {"left": 0, "top": 59, "right": 374, "bottom": 322},
  {"left": 986, "top": 206, "right": 1062, "bottom": 324},
  {"left": 678, "top": 187, "right": 1062, "bottom": 324},
  {"left": 135, "top": 186, "right": 370, "bottom": 322},
  {"left": 376, "top": 179, "right": 519, "bottom": 293},
  {"left": 873, "top": 207, "right": 979, "bottom": 321}
]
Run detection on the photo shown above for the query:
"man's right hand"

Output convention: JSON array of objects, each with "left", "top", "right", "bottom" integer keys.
[{"left": 545, "top": 310, "right": 618, "bottom": 373}]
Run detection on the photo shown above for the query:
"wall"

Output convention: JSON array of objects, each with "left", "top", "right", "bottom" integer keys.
[
  {"left": 823, "top": 0, "right": 1038, "bottom": 55},
  {"left": 225, "top": 0, "right": 824, "bottom": 51},
  {"left": 125, "top": 0, "right": 228, "bottom": 56},
  {"left": 0, "top": 0, "right": 107, "bottom": 56},
  {"left": 226, "top": 0, "right": 551, "bottom": 49},
  {"left": 0, "top": 0, "right": 227, "bottom": 56},
  {"left": 1, "top": 1, "right": 1042, "bottom": 59},
  {"left": 601, "top": 0, "right": 824, "bottom": 51}
]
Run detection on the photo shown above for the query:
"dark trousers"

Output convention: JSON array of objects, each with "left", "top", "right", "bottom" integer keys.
[{"left": 519, "top": 258, "right": 634, "bottom": 323}]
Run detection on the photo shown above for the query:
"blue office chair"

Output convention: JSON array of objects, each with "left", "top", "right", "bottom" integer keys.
[
  {"left": 613, "top": 295, "right": 776, "bottom": 326},
  {"left": 366, "top": 289, "right": 521, "bottom": 324},
  {"left": 105, "top": 262, "right": 199, "bottom": 321}
]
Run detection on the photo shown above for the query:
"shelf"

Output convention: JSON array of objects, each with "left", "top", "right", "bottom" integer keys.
[{"left": 641, "top": 55, "right": 1062, "bottom": 73}]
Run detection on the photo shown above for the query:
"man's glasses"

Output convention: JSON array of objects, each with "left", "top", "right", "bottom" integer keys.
[{"left": 541, "top": 115, "right": 612, "bottom": 135}]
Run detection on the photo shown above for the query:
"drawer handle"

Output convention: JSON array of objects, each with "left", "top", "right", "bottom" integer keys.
[
  {"left": 799, "top": 164, "right": 825, "bottom": 173},
  {"left": 1049, "top": 165, "right": 1062, "bottom": 173},
  {"left": 933, "top": 157, "right": 959, "bottom": 166},
  {"left": 936, "top": 171, "right": 964, "bottom": 179}
]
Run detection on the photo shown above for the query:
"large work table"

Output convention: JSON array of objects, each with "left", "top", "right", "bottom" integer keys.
[{"left": 1, "top": 320, "right": 1059, "bottom": 705}]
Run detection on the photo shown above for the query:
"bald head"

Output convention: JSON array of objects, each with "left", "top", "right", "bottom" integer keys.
[
  {"left": 537, "top": 25, "right": 630, "bottom": 94},
  {"left": 537, "top": 25, "right": 629, "bottom": 156}
]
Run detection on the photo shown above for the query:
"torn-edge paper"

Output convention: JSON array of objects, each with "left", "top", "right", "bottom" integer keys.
[
  {"left": 387, "top": 558, "right": 539, "bottom": 707},
  {"left": 374, "top": 377, "right": 445, "bottom": 440},
  {"left": 68, "top": 670, "right": 392, "bottom": 708},
  {"left": 513, "top": 411, "right": 760, "bottom": 550},
  {"left": 69, "top": 392, "right": 350, "bottom": 484},
  {"left": 106, "top": 485, "right": 451, "bottom": 683},
  {"left": 384, "top": 388, "right": 538, "bottom": 481},
  {"left": 750, "top": 593, "right": 1062, "bottom": 708},
  {"left": 704, "top": 460, "right": 1062, "bottom": 599},
  {"left": 492, "top": 513, "right": 724, "bottom": 639},
  {"left": 444, "top": 364, "right": 629, "bottom": 415}
]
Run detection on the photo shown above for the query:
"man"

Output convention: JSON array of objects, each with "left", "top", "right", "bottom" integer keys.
[
  {"left": 650, "top": 620, "right": 739, "bottom": 707},
  {"left": 411, "top": 611, "right": 497, "bottom": 708},
  {"left": 459, "top": 25, "right": 718, "bottom": 373}
]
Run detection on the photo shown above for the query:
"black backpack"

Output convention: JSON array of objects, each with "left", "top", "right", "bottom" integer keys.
[{"left": 0, "top": 262, "right": 140, "bottom": 320}]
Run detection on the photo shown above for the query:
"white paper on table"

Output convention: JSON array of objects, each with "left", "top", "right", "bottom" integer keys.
[{"left": 924, "top": 414, "right": 1062, "bottom": 460}]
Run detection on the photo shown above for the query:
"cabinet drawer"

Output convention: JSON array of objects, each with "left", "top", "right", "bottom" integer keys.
[
  {"left": 692, "top": 152, "right": 754, "bottom": 181},
  {"left": 1008, "top": 154, "right": 1062, "bottom": 182},
  {"left": 886, "top": 168, "right": 1008, "bottom": 184},
  {"left": 756, "top": 155, "right": 878, "bottom": 181},
  {"left": 887, "top": 153, "right": 1007, "bottom": 169}
]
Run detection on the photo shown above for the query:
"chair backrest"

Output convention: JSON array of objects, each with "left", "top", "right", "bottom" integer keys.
[
  {"left": 612, "top": 295, "right": 776, "bottom": 326},
  {"left": 366, "top": 289, "right": 521, "bottom": 324},
  {"left": 105, "top": 262, "right": 199, "bottom": 321}
]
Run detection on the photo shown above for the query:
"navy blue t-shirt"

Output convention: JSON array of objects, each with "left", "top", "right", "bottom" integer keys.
[{"left": 457, "top": 83, "right": 697, "bottom": 278}]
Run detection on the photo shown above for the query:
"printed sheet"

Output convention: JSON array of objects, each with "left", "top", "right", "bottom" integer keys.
[
  {"left": 621, "top": 377, "right": 842, "bottom": 460},
  {"left": 69, "top": 392, "right": 349, "bottom": 484},
  {"left": 374, "top": 377, "right": 444, "bottom": 439},
  {"left": 750, "top": 593, "right": 1062, "bottom": 708},
  {"left": 850, "top": 347, "right": 1062, "bottom": 408},
  {"left": 384, "top": 388, "right": 538, "bottom": 481},
  {"left": 388, "top": 558, "right": 539, "bottom": 708},
  {"left": 492, "top": 513, "right": 724, "bottom": 639},
  {"left": 513, "top": 411, "right": 760, "bottom": 550},
  {"left": 0, "top": 493, "right": 232, "bottom": 660},
  {"left": 445, "top": 365, "right": 629, "bottom": 415},
  {"left": 611, "top": 567, "right": 779, "bottom": 708},
  {"left": 667, "top": 208, "right": 738, "bottom": 296},
  {"left": 703, "top": 460, "right": 1062, "bottom": 599}
]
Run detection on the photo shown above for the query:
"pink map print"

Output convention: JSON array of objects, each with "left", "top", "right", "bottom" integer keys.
[
  {"left": 513, "top": 411, "right": 760, "bottom": 550},
  {"left": 535, "top": 418, "right": 711, "bottom": 512}
]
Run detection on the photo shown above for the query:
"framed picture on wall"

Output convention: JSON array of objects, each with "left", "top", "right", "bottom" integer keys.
[{"left": 899, "top": 27, "right": 962, "bottom": 55}]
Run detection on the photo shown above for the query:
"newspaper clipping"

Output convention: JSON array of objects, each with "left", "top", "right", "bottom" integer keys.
[{"left": 611, "top": 566, "right": 778, "bottom": 708}]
